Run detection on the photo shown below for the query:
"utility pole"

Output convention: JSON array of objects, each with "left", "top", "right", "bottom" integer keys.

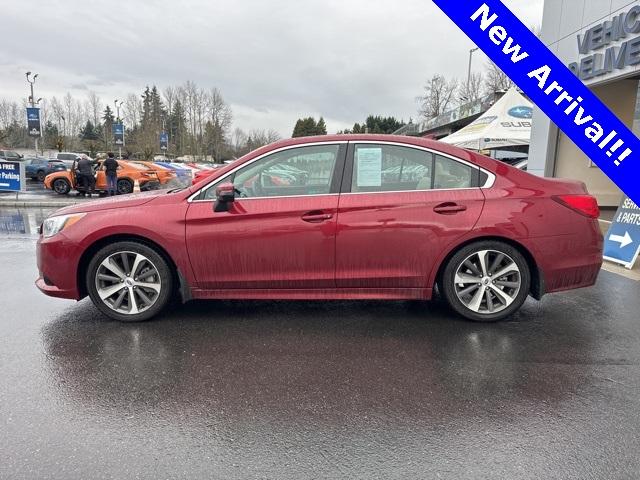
[
  {"left": 26, "top": 72, "right": 42, "bottom": 155},
  {"left": 466, "top": 47, "right": 479, "bottom": 103},
  {"left": 114, "top": 99, "right": 123, "bottom": 159},
  {"left": 59, "top": 114, "right": 66, "bottom": 152}
]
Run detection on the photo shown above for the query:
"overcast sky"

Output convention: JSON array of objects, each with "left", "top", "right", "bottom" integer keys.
[{"left": 0, "top": 0, "right": 544, "bottom": 136}]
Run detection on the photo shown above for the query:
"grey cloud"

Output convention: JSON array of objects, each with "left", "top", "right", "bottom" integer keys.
[{"left": 0, "top": 0, "right": 543, "bottom": 135}]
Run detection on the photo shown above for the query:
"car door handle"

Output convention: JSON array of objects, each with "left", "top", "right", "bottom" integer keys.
[
  {"left": 301, "top": 211, "right": 333, "bottom": 223},
  {"left": 433, "top": 202, "right": 467, "bottom": 214}
]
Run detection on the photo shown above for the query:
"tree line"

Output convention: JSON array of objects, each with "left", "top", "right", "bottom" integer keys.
[
  {"left": 0, "top": 81, "right": 279, "bottom": 161},
  {"left": 418, "top": 61, "right": 515, "bottom": 120}
]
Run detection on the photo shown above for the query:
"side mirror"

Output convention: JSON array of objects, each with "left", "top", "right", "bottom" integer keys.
[{"left": 214, "top": 182, "right": 236, "bottom": 212}]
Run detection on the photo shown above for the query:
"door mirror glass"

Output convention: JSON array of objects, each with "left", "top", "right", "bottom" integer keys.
[{"left": 214, "top": 182, "right": 235, "bottom": 212}]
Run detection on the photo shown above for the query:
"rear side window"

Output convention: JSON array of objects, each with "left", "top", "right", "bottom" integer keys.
[
  {"left": 433, "top": 155, "right": 474, "bottom": 189},
  {"left": 351, "top": 144, "right": 433, "bottom": 193}
]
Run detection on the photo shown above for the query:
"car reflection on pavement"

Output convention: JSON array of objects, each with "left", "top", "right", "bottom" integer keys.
[{"left": 0, "top": 208, "right": 54, "bottom": 235}]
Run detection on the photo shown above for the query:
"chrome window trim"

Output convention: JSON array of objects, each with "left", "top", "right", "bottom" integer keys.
[
  {"left": 349, "top": 140, "right": 496, "bottom": 190},
  {"left": 188, "top": 139, "right": 495, "bottom": 203},
  {"left": 188, "top": 141, "right": 348, "bottom": 203}
]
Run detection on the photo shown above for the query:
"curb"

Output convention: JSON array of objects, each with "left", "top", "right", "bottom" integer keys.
[{"left": 0, "top": 200, "right": 82, "bottom": 208}]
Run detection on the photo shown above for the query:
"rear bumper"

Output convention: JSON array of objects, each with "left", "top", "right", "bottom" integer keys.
[
  {"left": 140, "top": 180, "right": 160, "bottom": 191},
  {"left": 525, "top": 223, "right": 603, "bottom": 295},
  {"left": 36, "top": 233, "right": 81, "bottom": 300}
]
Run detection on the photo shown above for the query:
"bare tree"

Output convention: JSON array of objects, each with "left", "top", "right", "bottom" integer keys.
[
  {"left": 86, "top": 91, "right": 102, "bottom": 126},
  {"left": 484, "top": 61, "right": 514, "bottom": 94},
  {"left": 418, "top": 74, "right": 459, "bottom": 119},
  {"left": 123, "top": 93, "right": 142, "bottom": 128},
  {"left": 204, "top": 87, "right": 233, "bottom": 161},
  {"left": 163, "top": 86, "right": 175, "bottom": 117},
  {"left": 458, "top": 72, "right": 484, "bottom": 104}
]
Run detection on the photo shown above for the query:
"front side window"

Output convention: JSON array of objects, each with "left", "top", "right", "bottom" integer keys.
[{"left": 204, "top": 144, "right": 340, "bottom": 200}]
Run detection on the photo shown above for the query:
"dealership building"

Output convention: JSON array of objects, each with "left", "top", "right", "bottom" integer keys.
[{"left": 529, "top": 0, "right": 640, "bottom": 207}]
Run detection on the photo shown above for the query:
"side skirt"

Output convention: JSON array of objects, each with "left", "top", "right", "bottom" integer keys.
[{"left": 191, "top": 287, "right": 433, "bottom": 301}]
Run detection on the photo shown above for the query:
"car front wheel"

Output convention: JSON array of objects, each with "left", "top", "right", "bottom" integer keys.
[
  {"left": 441, "top": 241, "right": 531, "bottom": 322},
  {"left": 86, "top": 241, "right": 173, "bottom": 322}
]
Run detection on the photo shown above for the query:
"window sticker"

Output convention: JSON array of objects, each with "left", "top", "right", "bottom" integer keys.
[{"left": 356, "top": 148, "right": 382, "bottom": 187}]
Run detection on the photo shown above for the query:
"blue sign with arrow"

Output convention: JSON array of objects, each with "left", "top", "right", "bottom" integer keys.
[{"left": 603, "top": 197, "right": 640, "bottom": 269}]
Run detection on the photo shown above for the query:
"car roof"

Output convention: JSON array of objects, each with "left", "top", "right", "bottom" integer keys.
[{"left": 237, "top": 134, "right": 498, "bottom": 173}]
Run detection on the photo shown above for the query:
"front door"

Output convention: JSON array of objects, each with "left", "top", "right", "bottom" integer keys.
[
  {"left": 336, "top": 143, "right": 485, "bottom": 289},
  {"left": 186, "top": 143, "right": 346, "bottom": 289}
]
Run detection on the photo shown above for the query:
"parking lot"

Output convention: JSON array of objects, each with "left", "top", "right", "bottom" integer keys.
[{"left": 0, "top": 207, "right": 639, "bottom": 479}]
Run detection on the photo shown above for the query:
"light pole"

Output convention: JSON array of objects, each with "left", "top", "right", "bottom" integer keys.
[
  {"left": 60, "top": 115, "right": 66, "bottom": 151},
  {"left": 466, "top": 47, "right": 479, "bottom": 102},
  {"left": 26, "top": 71, "right": 40, "bottom": 154},
  {"left": 114, "top": 99, "right": 123, "bottom": 159}
]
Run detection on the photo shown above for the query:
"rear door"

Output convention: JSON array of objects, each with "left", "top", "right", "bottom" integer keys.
[{"left": 335, "top": 142, "right": 486, "bottom": 289}]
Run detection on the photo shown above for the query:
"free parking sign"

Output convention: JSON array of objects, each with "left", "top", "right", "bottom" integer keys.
[
  {"left": 0, "top": 161, "right": 26, "bottom": 192},
  {"left": 603, "top": 197, "right": 640, "bottom": 269}
]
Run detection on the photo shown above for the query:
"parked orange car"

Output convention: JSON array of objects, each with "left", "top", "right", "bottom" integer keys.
[
  {"left": 44, "top": 160, "right": 160, "bottom": 195},
  {"left": 127, "top": 161, "right": 177, "bottom": 185}
]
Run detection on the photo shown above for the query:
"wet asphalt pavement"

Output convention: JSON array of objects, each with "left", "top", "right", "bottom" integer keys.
[{"left": 1, "top": 209, "right": 640, "bottom": 479}]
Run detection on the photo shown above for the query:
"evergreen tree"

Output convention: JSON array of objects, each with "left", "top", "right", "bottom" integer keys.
[
  {"left": 80, "top": 120, "right": 99, "bottom": 141},
  {"left": 43, "top": 121, "right": 59, "bottom": 149},
  {"left": 102, "top": 105, "right": 115, "bottom": 149},
  {"left": 169, "top": 98, "right": 187, "bottom": 155},
  {"left": 292, "top": 119, "right": 305, "bottom": 137},
  {"left": 316, "top": 117, "right": 327, "bottom": 135}
]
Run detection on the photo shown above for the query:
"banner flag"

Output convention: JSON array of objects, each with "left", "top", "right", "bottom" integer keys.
[
  {"left": 160, "top": 132, "right": 169, "bottom": 151},
  {"left": 432, "top": 0, "right": 640, "bottom": 206},
  {"left": 26, "top": 107, "right": 41, "bottom": 138},
  {"left": 113, "top": 123, "right": 125, "bottom": 146}
]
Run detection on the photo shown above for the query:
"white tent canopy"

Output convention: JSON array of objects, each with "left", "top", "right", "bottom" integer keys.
[{"left": 439, "top": 87, "right": 532, "bottom": 151}]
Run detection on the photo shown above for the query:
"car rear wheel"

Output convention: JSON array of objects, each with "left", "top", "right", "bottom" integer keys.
[
  {"left": 117, "top": 179, "right": 133, "bottom": 194},
  {"left": 37, "top": 170, "right": 46, "bottom": 182},
  {"left": 86, "top": 241, "right": 173, "bottom": 322},
  {"left": 52, "top": 178, "right": 71, "bottom": 195},
  {"left": 441, "top": 241, "right": 530, "bottom": 322}
]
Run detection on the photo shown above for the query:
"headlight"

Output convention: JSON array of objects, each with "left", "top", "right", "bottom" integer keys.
[{"left": 42, "top": 213, "right": 86, "bottom": 238}]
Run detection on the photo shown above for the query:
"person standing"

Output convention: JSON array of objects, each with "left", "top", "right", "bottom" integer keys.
[
  {"left": 76, "top": 155, "right": 94, "bottom": 197},
  {"left": 104, "top": 152, "right": 118, "bottom": 196}
]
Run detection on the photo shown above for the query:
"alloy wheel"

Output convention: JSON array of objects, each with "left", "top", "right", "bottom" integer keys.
[
  {"left": 453, "top": 249, "right": 521, "bottom": 315},
  {"left": 95, "top": 251, "right": 162, "bottom": 315},
  {"left": 53, "top": 179, "right": 70, "bottom": 194}
]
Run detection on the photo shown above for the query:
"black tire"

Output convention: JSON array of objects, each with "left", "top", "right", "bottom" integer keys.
[
  {"left": 117, "top": 179, "right": 133, "bottom": 194},
  {"left": 37, "top": 170, "right": 46, "bottom": 182},
  {"left": 86, "top": 241, "right": 173, "bottom": 322},
  {"left": 440, "top": 240, "right": 531, "bottom": 322},
  {"left": 52, "top": 178, "right": 71, "bottom": 195}
]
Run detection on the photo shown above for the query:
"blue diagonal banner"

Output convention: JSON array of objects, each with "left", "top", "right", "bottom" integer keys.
[{"left": 432, "top": 0, "right": 640, "bottom": 206}]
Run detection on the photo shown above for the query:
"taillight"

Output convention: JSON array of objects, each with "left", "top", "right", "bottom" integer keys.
[{"left": 552, "top": 194, "right": 600, "bottom": 218}]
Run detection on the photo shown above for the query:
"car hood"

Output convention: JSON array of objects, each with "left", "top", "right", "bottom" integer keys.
[{"left": 50, "top": 190, "right": 164, "bottom": 216}]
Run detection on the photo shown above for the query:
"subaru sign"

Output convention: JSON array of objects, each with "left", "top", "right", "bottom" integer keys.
[
  {"left": 508, "top": 105, "right": 533, "bottom": 118},
  {"left": 603, "top": 197, "right": 640, "bottom": 269},
  {"left": 0, "top": 161, "right": 26, "bottom": 192}
]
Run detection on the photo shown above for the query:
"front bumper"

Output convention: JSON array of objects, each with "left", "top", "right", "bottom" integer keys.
[{"left": 36, "top": 233, "right": 82, "bottom": 300}]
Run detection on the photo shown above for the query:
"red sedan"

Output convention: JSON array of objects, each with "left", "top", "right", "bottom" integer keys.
[{"left": 36, "top": 135, "right": 603, "bottom": 322}]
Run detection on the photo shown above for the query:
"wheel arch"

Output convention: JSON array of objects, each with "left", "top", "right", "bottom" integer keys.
[
  {"left": 432, "top": 235, "right": 544, "bottom": 300},
  {"left": 76, "top": 233, "right": 191, "bottom": 302}
]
